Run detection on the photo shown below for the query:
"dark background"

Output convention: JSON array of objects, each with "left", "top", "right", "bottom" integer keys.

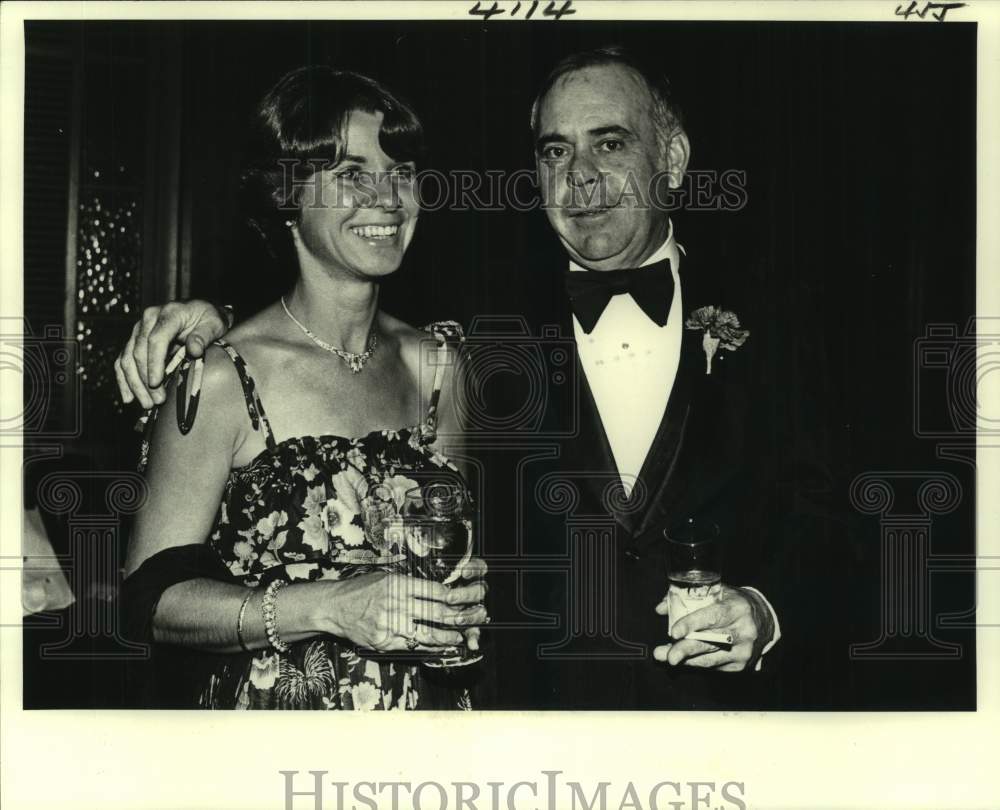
[{"left": 22, "top": 20, "right": 976, "bottom": 709}]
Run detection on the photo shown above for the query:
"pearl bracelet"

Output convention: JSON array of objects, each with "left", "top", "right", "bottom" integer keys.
[{"left": 261, "top": 580, "right": 290, "bottom": 653}]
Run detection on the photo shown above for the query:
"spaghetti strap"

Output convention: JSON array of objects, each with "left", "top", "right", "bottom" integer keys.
[
  {"left": 212, "top": 339, "right": 277, "bottom": 452},
  {"left": 136, "top": 339, "right": 276, "bottom": 472},
  {"left": 420, "top": 321, "right": 464, "bottom": 441}
]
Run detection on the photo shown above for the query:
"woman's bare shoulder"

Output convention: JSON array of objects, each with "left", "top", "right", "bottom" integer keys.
[
  {"left": 377, "top": 311, "right": 424, "bottom": 343},
  {"left": 143, "top": 341, "right": 247, "bottom": 474},
  {"left": 172, "top": 341, "right": 247, "bottom": 425},
  {"left": 225, "top": 301, "right": 284, "bottom": 345},
  {"left": 218, "top": 302, "right": 299, "bottom": 369}
]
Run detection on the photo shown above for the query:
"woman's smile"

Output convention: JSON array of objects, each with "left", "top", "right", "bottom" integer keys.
[{"left": 350, "top": 223, "right": 401, "bottom": 243}]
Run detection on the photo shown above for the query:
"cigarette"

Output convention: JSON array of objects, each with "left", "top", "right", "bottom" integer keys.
[
  {"left": 685, "top": 630, "right": 734, "bottom": 645},
  {"left": 164, "top": 345, "right": 186, "bottom": 377},
  {"left": 189, "top": 356, "right": 204, "bottom": 400}
]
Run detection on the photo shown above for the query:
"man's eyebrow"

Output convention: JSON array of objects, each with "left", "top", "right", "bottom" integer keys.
[
  {"left": 589, "top": 125, "right": 634, "bottom": 139},
  {"left": 334, "top": 154, "right": 368, "bottom": 165},
  {"left": 535, "top": 133, "right": 566, "bottom": 151}
]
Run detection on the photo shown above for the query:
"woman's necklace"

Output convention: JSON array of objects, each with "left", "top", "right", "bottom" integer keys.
[{"left": 280, "top": 296, "right": 377, "bottom": 374}]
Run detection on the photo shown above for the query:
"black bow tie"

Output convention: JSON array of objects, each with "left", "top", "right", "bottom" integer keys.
[{"left": 564, "top": 258, "right": 675, "bottom": 334}]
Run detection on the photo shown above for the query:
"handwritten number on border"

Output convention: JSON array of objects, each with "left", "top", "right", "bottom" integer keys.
[
  {"left": 470, "top": 0, "right": 576, "bottom": 20},
  {"left": 894, "top": 1, "right": 967, "bottom": 22}
]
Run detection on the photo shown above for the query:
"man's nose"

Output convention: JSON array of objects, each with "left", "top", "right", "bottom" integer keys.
[{"left": 566, "top": 152, "right": 599, "bottom": 188}]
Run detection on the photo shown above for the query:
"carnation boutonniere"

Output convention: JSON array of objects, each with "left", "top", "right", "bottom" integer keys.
[{"left": 684, "top": 306, "right": 750, "bottom": 374}]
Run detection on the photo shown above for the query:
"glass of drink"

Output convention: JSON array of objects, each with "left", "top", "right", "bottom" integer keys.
[
  {"left": 663, "top": 518, "right": 724, "bottom": 639},
  {"left": 401, "top": 481, "right": 483, "bottom": 669}
]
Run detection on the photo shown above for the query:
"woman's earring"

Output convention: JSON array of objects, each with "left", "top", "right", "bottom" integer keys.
[{"left": 284, "top": 219, "right": 296, "bottom": 229}]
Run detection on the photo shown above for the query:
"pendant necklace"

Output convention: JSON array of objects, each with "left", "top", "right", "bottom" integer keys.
[{"left": 280, "top": 296, "right": 377, "bottom": 374}]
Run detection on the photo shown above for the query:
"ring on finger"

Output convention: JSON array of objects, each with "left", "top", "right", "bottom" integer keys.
[{"left": 404, "top": 620, "right": 421, "bottom": 651}]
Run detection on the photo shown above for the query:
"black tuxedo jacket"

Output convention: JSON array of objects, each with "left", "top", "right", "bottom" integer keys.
[{"left": 482, "top": 250, "right": 797, "bottom": 709}]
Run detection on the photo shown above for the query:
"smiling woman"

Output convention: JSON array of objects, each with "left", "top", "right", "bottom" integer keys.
[
  {"left": 292, "top": 110, "right": 418, "bottom": 283},
  {"left": 118, "top": 66, "right": 488, "bottom": 709},
  {"left": 242, "top": 68, "right": 423, "bottom": 285}
]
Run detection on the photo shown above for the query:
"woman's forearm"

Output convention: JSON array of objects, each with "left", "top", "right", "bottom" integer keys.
[
  {"left": 149, "top": 571, "right": 481, "bottom": 656},
  {"left": 151, "top": 578, "right": 336, "bottom": 653}
]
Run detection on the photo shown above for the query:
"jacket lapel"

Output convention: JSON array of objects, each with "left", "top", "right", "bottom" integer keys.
[
  {"left": 630, "top": 315, "right": 701, "bottom": 537},
  {"left": 630, "top": 263, "right": 747, "bottom": 549}
]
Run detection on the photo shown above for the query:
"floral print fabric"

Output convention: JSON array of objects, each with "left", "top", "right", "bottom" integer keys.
[{"left": 143, "top": 322, "right": 471, "bottom": 710}]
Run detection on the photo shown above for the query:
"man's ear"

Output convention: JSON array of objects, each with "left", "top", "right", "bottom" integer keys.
[{"left": 662, "top": 129, "right": 691, "bottom": 189}]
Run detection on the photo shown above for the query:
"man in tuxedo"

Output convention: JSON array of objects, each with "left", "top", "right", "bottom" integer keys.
[
  {"left": 484, "top": 47, "right": 781, "bottom": 708},
  {"left": 114, "top": 46, "right": 780, "bottom": 708}
]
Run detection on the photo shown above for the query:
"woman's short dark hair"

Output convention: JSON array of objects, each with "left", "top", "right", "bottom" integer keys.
[{"left": 242, "top": 66, "right": 424, "bottom": 247}]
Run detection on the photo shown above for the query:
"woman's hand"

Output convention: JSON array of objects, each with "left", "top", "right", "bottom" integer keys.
[
  {"left": 321, "top": 569, "right": 488, "bottom": 653},
  {"left": 455, "top": 556, "right": 489, "bottom": 652}
]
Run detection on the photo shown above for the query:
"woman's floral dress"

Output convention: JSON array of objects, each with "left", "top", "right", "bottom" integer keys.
[{"left": 142, "top": 321, "right": 472, "bottom": 710}]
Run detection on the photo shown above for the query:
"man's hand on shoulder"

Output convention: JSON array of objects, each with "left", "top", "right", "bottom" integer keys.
[
  {"left": 653, "top": 584, "right": 775, "bottom": 673},
  {"left": 114, "top": 300, "right": 232, "bottom": 408}
]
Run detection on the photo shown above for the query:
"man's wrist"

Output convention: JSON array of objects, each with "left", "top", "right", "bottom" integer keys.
[{"left": 738, "top": 586, "right": 779, "bottom": 670}]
